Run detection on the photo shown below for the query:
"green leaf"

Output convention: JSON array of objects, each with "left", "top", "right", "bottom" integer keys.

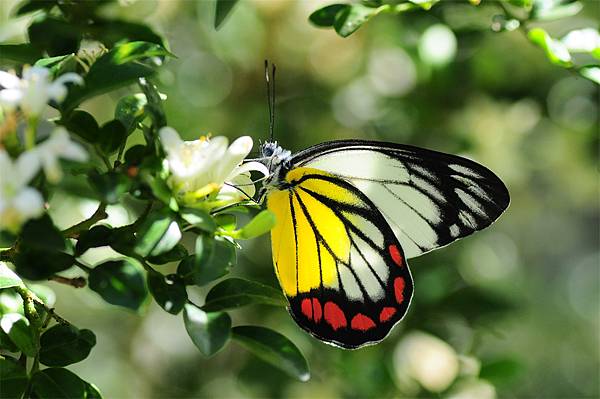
[
  {"left": 35, "top": 54, "right": 78, "bottom": 76},
  {"left": 90, "top": 171, "right": 132, "bottom": 204},
  {"left": 28, "top": 16, "right": 81, "bottom": 56},
  {"left": 0, "top": 44, "right": 43, "bottom": 64},
  {"left": 0, "top": 263, "right": 23, "bottom": 289},
  {"left": 183, "top": 304, "right": 231, "bottom": 356},
  {"left": 180, "top": 208, "right": 216, "bottom": 233},
  {"left": 88, "top": 259, "right": 147, "bottom": 311},
  {"left": 147, "top": 272, "right": 187, "bottom": 314},
  {"left": 333, "top": 4, "right": 381, "bottom": 38},
  {"left": 480, "top": 358, "right": 525, "bottom": 386},
  {"left": 61, "top": 110, "right": 100, "bottom": 143},
  {"left": 88, "top": 18, "right": 164, "bottom": 47},
  {"left": 20, "top": 215, "right": 65, "bottom": 252},
  {"left": 0, "top": 289, "right": 24, "bottom": 315},
  {"left": 147, "top": 243, "right": 188, "bottom": 264},
  {"left": 14, "top": 249, "right": 74, "bottom": 281},
  {"left": 62, "top": 41, "right": 174, "bottom": 111},
  {"left": 408, "top": 0, "right": 439, "bottom": 10},
  {"left": 234, "top": 210, "right": 276, "bottom": 239},
  {"left": 0, "top": 330, "right": 19, "bottom": 352},
  {"left": 202, "top": 278, "right": 286, "bottom": 312},
  {"left": 215, "top": 0, "right": 240, "bottom": 29},
  {"left": 579, "top": 65, "right": 600, "bottom": 85},
  {"left": 30, "top": 368, "right": 86, "bottom": 398},
  {"left": 84, "top": 382, "right": 103, "bottom": 398},
  {"left": 232, "top": 326, "right": 310, "bottom": 382},
  {"left": 115, "top": 94, "right": 147, "bottom": 134},
  {"left": 39, "top": 324, "right": 96, "bottom": 367},
  {"left": 309, "top": 4, "right": 348, "bottom": 27},
  {"left": 215, "top": 213, "right": 236, "bottom": 231},
  {"left": 15, "top": 0, "right": 58, "bottom": 15},
  {"left": 98, "top": 120, "right": 127, "bottom": 155},
  {"left": 528, "top": 28, "right": 573, "bottom": 67},
  {"left": 177, "top": 236, "right": 234, "bottom": 286},
  {"left": 75, "top": 225, "right": 114, "bottom": 256},
  {"left": 0, "top": 313, "right": 37, "bottom": 356},
  {"left": 508, "top": 0, "right": 532, "bottom": 6},
  {"left": 0, "top": 358, "right": 28, "bottom": 399},
  {"left": 134, "top": 211, "right": 181, "bottom": 257},
  {"left": 531, "top": 0, "right": 582, "bottom": 21}
]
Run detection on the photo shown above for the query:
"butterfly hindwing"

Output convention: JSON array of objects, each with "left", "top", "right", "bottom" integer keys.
[
  {"left": 291, "top": 140, "right": 510, "bottom": 259},
  {"left": 267, "top": 167, "right": 413, "bottom": 349}
]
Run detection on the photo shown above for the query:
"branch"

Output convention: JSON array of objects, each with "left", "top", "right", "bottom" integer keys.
[
  {"left": 62, "top": 203, "right": 108, "bottom": 238},
  {"left": 48, "top": 275, "right": 87, "bottom": 288}
]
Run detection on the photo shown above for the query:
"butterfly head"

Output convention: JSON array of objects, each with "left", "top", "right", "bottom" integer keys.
[{"left": 258, "top": 140, "right": 292, "bottom": 190}]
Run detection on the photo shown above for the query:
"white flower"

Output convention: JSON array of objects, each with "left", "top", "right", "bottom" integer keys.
[
  {"left": 33, "top": 127, "right": 88, "bottom": 183},
  {"left": 159, "top": 127, "right": 268, "bottom": 204},
  {"left": 0, "top": 66, "right": 83, "bottom": 117},
  {"left": 0, "top": 150, "right": 44, "bottom": 233},
  {"left": 393, "top": 331, "right": 459, "bottom": 393}
]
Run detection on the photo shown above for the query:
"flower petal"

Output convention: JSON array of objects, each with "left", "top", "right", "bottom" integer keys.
[
  {"left": 53, "top": 72, "right": 83, "bottom": 86},
  {"left": 214, "top": 136, "right": 253, "bottom": 183},
  {"left": 15, "top": 150, "right": 41, "bottom": 186},
  {"left": 0, "top": 71, "right": 21, "bottom": 89},
  {"left": 0, "top": 89, "right": 23, "bottom": 109},
  {"left": 159, "top": 126, "right": 183, "bottom": 154},
  {"left": 13, "top": 187, "right": 45, "bottom": 220}
]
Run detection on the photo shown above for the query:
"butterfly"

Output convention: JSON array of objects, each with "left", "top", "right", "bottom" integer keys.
[{"left": 256, "top": 139, "right": 510, "bottom": 349}]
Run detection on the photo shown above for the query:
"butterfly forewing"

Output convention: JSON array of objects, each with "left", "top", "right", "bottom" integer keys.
[
  {"left": 267, "top": 167, "right": 414, "bottom": 349},
  {"left": 291, "top": 140, "right": 510, "bottom": 259}
]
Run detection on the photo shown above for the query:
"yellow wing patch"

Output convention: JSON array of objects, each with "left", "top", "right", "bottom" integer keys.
[{"left": 267, "top": 167, "right": 358, "bottom": 297}]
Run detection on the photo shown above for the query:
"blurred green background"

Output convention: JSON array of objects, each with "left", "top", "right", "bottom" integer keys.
[{"left": 2, "top": 0, "right": 599, "bottom": 397}]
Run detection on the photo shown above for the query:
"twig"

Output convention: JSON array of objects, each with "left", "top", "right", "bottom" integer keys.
[
  {"left": 48, "top": 275, "right": 87, "bottom": 288},
  {"left": 62, "top": 203, "right": 108, "bottom": 238}
]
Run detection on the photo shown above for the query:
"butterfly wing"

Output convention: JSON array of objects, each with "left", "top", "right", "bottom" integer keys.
[
  {"left": 267, "top": 167, "right": 413, "bottom": 349},
  {"left": 291, "top": 140, "right": 510, "bottom": 259}
]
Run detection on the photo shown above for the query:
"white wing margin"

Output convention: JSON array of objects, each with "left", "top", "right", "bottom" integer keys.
[{"left": 292, "top": 140, "right": 510, "bottom": 259}]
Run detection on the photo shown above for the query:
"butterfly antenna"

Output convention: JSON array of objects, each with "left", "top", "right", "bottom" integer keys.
[{"left": 264, "top": 60, "right": 277, "bottom": 143}]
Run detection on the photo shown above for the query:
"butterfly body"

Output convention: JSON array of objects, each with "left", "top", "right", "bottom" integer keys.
[{"left": 259, "top": 139, "right": 509, "bottom": 349}]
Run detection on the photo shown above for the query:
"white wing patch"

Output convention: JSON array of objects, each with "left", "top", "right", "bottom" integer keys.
[{"left": 296, "top": 143, "right": 509, "bottom": 259}]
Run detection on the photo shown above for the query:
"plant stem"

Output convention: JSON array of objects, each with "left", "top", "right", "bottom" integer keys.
[
  {"left": 25, "top": 116, "right": 38, "bottom": 150},
  {"left": 62, "top": 203, "right": 108, "bottom": 238},
  {"left": 48, "top": 275, "right": 87, "bottom": 288}
]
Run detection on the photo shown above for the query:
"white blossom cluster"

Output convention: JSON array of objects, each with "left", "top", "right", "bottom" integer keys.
[{"left": 0, "top": 67, "right": 87, "bottom": 232}]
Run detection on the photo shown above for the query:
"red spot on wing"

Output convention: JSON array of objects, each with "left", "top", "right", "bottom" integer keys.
[
  {"left": 389, "top": 244, "right": 403, "bottom": 266},
  {"left": 351, "top": 313, "right": 376, "bottom": 331},
  {"left": 379, "top": 307, "right": 397, "bottom": 322},
  {"left": 312, "top": 298, "right": 322, "bottom": 323},
  {"left": 394, "top": 277, "right": 405, "bottom": 304},
  {"left": 301, "top": 298, "right": 312, "bottom": 320},
  {"left": 324, "top": 302, "right": 347, "bottom": 330}
]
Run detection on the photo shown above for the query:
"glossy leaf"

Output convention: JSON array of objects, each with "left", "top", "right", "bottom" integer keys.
[
  {"left": 0, "top": 358, "right": 28, "bottom": 399},
  {"left": 28, "top": 16, "right": 81, "bottom": 56},
  {"left": 0, "top": 313, "right": 37, "bottom": 356},
  {"left": 115, "top": 94, "right": 147, "bottom": 133},
  {"left": 579, "top": 65, "right": 600, "bottom": 85},
  {"left": 183, "top": 304, "right": 231, "bottom": 357},
  {"left": 180, "top": 208, "right": 217, "bottom": 233},
  {"left": 20, "top": 215, "right": 65, "bottom": 252},
  {"left": 408, "top": 0, "right": 439, "bottom": 10},
  {"left": 232, "top": 326, "right": 310, "bottom": 382},
  {"left": 90, "top": 171, "right": 132, "bottom": 204},
  {"left": 14, "top": 249, "right": 74, "bottom": 281},
  {"left": 528, "top": 28, "right": 572, "bottom": 67},
  {"left": 234, "top": 210, "right": 276, "bottom": 239},
  {"left": 531, "top": 0, "right": 582, "bottom": 21},
  {"left": 333, "top": 4, "right": 382, "bottom": 38},
  {"left": 215, "top": 0, "right": 240, "bottom": 29},
  {"left": 309, "top": 4, "right": 347, "bottom": 27},
  {"left": 61, "top": 110, "right": 100, "bottom": 143},
  {"left": 75, "top": 225, "right": 114, "bottom": 256},
  {"left": 147, "top": 272, "right": 187, "bottom": 314},
  {"left": 177, "top": 236, "right": 234, "bottom": 286},
  {"left": 147, "top": 243, "right": 188, "bottom": 264},
  {"left": 62, "top": 41, "right": 173, "bottom": 111},
  {"left": 0, "top": 44, "right": 43, "bottom": 64},
  {"left": 98, "top": 119, "right": 128, "bottom": 154},
  {"left": 30, "top": 368, "right": 87, "bottom": 398},
  {"left": 88, "top": 259, "right": 147, "bottom": 311},
  {"left": 39, "top": 324, "right": 97, "bottom": 367},
  {"left": 134, "top": 211, "right": 181, "bottom": 257},
  {"left": 202, "top": 278, "right": 286, "bottom": 312},
  {"left": 0, "top": 262, "right": 23, "bottom": 289}
]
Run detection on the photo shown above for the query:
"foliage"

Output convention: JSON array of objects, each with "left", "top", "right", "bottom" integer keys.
[
  {"left": 0, "top": 1, "right": 302, "bottom": 396},
  {"left": 0, "top": 0, "right": 597, "bottom": 398}
]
